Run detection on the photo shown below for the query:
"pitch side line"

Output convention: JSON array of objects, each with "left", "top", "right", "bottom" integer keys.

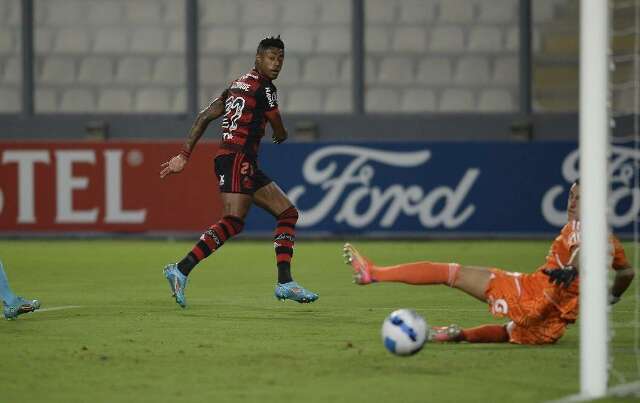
[{"left": 34, "top": 305, "right": 82, "bottom": 313}]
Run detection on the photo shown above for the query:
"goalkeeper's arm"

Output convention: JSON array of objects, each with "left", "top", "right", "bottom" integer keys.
[{"left": 610, "top": 264, "right": 635, "bottom": 305}]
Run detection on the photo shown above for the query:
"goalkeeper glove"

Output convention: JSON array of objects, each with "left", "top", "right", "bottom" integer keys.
[
  {"left": 609, "top": 294, "right": 621, "bottom": 305},
  {"left": 543, "top": 266, "right": 579, "bottom": 288}
]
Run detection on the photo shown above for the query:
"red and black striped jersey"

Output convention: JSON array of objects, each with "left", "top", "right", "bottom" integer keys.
[{"left": 217, "top": 68, "right": 279, "bottom": 159}]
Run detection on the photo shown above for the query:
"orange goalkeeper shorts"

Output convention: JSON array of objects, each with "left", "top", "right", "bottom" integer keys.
[{"left": 485, "top": 269, "right": 568, "bottom": 345}]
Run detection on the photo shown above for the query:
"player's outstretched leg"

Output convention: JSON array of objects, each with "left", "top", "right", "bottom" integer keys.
[
  {"left": 0, "top": 260, "right": 40, "bottom": 320},
  {"left": 343, "top": 243, "right": 375, "bottom": 285},
  {"left": 164, "top": 263, "right": 188, "bottom": 308},
  {"left": 430, "top": 324, "right": 509, "bottom": 343},
  {"left": 4, "top": 296, "right": 41, "bottom": 320}
]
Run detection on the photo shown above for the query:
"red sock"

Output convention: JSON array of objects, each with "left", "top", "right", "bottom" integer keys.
[
  {"left": 460, "top": 325, "right": 509, "bottom": 343},
  {"left": 274, "top": 206, "right": 298, "bottom": 284},
  {"left": 371, "top": 261, "right": 460, "bottom": 287}
]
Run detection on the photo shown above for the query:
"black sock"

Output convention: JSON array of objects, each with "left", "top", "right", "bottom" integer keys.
[
  {"left": 177, "top": 253, "right": 198, "bottom": 276},
  {"left": 277, "top": 262, "right": 293, "bottom": 284}
]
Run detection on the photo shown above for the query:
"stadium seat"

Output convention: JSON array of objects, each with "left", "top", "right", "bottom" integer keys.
[
  {"left": 467, "top": 26, "right": 503, "bottom": 52},
  {"left": 366, "top": 27, "right": 392, "bottom": 53},
  {"left": 46, "top": 0, "right": 86, "bottom": 26},
  {"left": 97, "top": 89, "right": 133, "bottom": 113},
  {"left": 135, "top": 88, "right": 171, "bottom": 112},
  {"left": 35, "top": 88, "right": 57, "bottom": 112},
  {"left": 401, "top": 89, "right": 437, "bottom": 112},
  {"left": 164, "top": 0, "right": 185, "bottom": 24},
  {"left": 199, "top": 86, "right": 226, "bottom": 107},
  {"left": 429, "top": 26, "right": 465, "bottom": 52},
  {"left": 378, "top": 57, "right": 414, "bottom": 84},
  {"left": 202, "top": 27, "right": 241, "bottom": 53},
  {"left": 167, "top": 29, "right": 185, "bottom": 53},
  {"left": 477, "top": 0, "right": 516, "bottom": 23},
  {"left": 199, "top": 57, "right": 226, "bottom": 84},
  {"left": 302, "top": 56, "right": 340, "bottom": 85},
  {"left": 242, "top": 0, "right": 278, "bottom": 24},
  {"left": 53, "top": 28, "right": 91, "bottom": 53},
  {"left": 93, "top": 28, "right": 129, "bottom": 53},
  {"left": 115, "top": 57, "right": 152, "bottom": 83},
  {"left": 340, "top": 57, "right": 376, "bottom": 83},
  {"left": 59, "top": 89, "right": 96, "bottom": 112},
  {"left": 87, "top": 2, "right": 123, "bottom": 25},
  {"left": 242, "top": 27, "right": 276, "bottom": 53},
  {"left": 153, "top": 57, "right": 185, "bottom": 84},
  {"left": 281, "top": 27, "right": 314, "bottom": 53},
  {"left": 439, "top": 0, "right": 475, "bottom": 23},
  {"left": 2, "top": 57, "right": 20, "bottom": 84},
  {"left": 0, "top": 87, "right": 19, "bottom": 112},
  {"left": 416, "top": 57, "right": 452, "bottom": 85},
  {"left": 493, "top": 56, "right": 518, "bottom": 85},
  {"left": 131, "top": 28, "right": 166, "bottom": 54},
  {"left": 317, "top": 27, "right": 351, "bottom": 53},
  {"left": 454, "top": 57, "right": 490, "bottom": 85},
  {"left": 285, "top": 88, "right": 323, "bottom": 113},
  {"left": 392, "top": 27, "right": 427, "bottom": 53},
  {"left": 365, "top": 0, "right": 396, "bottom": 23},
  {"left": 439, "top": 89, "right": 475, "bottom": 112},
  {"left": 614, "top": 88, "right": 634, "bottom": 113},
  {"left": 320, "top": 0, "right": 351, "bottom": 23},
  {"left": 172, "top": 89, "right": 186, "bottom": 112},
  {"left": 40, "top": 57, "right": 76, "bottom": 84},
  {"left": 282, "top": 0, "right": 318, "bottom": 25},
  {"left": 35, "top": 28, "right": 55, "bottom": 53},
  {"left": 324, "top": 87, "right": 352, "bottom": 113},
  {"left": 477, "top": 89, "right": 514, "bottom": 112},
  {"left": 505, "top": 27, "right": 541, "bottom": 52},
  {"left": 125, "top": 0, "right": 163, "bottom": 23},
  {"left": 276, "top": 55, "right": 300, "bottom": 85},
  {"left": 0, "top": 28, "right": 14, "bottom": 54},
  {"left": 0, "top": 1, "right": 8, "bottom": 25},
  {"left": 77, "top": 57, "right": 114, "bottom": 84},
  {"left": 366, "top": 88, "right": 400, "bottom": 112},
  {"left": 398, "top": 0, "right": 436, "bottom": 24},
  {"left": 199, "top": 0, "right": 240, "bottom": 25},
  {"left": 533, "top": 0, "right": 557, "bottom": 23}
]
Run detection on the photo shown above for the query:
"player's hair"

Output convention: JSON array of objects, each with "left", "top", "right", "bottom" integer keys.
[{"left": 257, "top": 35, "right": 285, "bottom": 54}]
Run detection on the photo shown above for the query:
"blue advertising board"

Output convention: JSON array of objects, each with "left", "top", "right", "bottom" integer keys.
[{"left": 242, "top": 141, "right": 639, "bottom": 237}]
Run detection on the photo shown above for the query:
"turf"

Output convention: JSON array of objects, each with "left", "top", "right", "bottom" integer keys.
[{"left": 0, "top": 240, "right": 637, "bottom": 403}]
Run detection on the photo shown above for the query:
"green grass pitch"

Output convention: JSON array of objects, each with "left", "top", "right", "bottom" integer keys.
[{"left": 0, "top": 240, "right": 637, "bottom": 403}]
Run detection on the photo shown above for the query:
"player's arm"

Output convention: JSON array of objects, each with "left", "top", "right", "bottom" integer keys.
[
  {"left": 610, "top": 263, "right": 634, "bottom": 304},
  {"left": 160, "top": 96, "right": 226, "bottom": 179},
  {"left": 265, "top": 109, "right": 288, "bottom": 144}
]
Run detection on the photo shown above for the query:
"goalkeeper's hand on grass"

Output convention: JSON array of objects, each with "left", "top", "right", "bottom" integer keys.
[
  {"left": 542, "top": 266, "right": 579, "bottom": 288},
  {"left": 609, "top": 294, "right": 621, "bottom": 305}
]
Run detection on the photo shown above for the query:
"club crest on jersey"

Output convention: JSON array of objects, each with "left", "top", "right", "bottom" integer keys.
[{"left": 265, "top": 87, "right": 277, "bottom": 108}]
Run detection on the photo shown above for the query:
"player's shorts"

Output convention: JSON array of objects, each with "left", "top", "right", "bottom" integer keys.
[
  {"left": 485, "top": 269, "right": 568, "bottom": 345},
  {"left": 214, "top": 152, "right": 272, "bottom": 195}
]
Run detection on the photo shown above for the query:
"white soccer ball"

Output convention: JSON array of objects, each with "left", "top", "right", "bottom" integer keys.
[{"left": 381, "top": 309, "right": 428, "bottom": 356}]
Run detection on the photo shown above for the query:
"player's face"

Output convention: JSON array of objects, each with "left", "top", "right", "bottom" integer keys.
[
  {"left": 256, "top": 48, "right": 284, "bottom": 80},
  {"left": 567, "top": 183, "right": 580, "bottom": 220}
]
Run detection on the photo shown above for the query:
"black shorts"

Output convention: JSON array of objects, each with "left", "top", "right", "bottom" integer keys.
[{"left": 214, "top": 153, "right": 272, "bottom": 194}]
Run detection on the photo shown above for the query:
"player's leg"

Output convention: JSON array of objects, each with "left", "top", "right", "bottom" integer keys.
[
  {"left": 164, "top": 153, "right": 251, "bottom": 308},
  {"left": 430, "top": 324, "right": 509, "bottom": 343},
  {"left": 343, "top": 243, "right": 491, "bottom": 302},
  {"left": 0, "top": 259, "right": 40, "bottom": 320},
  {"left": 253, "top": 182, "right": 318, "bottom": 303}
]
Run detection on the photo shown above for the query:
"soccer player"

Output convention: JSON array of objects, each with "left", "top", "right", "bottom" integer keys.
[
  {"left": 0, "top": 259, "right": 40, "bottom": 320},
  {"left": 343, "top": 183, "right": 635, "bottom": 344},
  {"left": 159, "top": 36, "right": 318, "bottom": 307}
]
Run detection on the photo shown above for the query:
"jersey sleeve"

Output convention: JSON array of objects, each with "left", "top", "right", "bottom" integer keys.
[
  {"left": 561, "top": 221, "right": 581, "bottom": 251},
  {"left": 259, "top": 83, "right": 279, "bottom": 112}
]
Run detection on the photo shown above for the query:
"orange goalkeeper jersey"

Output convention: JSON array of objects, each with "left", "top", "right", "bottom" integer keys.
[{"left": 536, "top": 220, "right": 629, "bottom": 322}]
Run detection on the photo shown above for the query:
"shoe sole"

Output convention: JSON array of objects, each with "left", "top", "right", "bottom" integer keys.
[
  {"left": 342, "top": 243, "right": 372, "bottom": 285},
  {"left": 164, "top": 268, "right": 186, "bottom": 308}
]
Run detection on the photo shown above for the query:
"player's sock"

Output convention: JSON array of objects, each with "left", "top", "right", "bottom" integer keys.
[
  {"left": 371, "top": 261, "right": 460, "bottom": 287},
  {"left": 460, "top": 325, "right": 509, "bottom": 343},
  {"left": 274, "top": 206, "right": 297, "bottom": 284},
  {"left": 0, "top": 260, "right": 17, "bottom": 305},
  {"left": 178, "top": 215, "right": 245, "bottom": 276}
]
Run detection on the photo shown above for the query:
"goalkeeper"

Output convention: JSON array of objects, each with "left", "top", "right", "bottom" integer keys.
[{"left": 343, "top": 182, "right": 635, "bottom": 344}]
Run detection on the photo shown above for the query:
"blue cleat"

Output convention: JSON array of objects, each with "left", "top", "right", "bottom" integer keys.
[
  {"left": 163, "top": 264, "right": 188, "bottom": 308},
  {"left": 3, "top": 296, "right": 41, "bottom": 320},
  {"left": 274, "top": 281, "right": 318, "bottom": 304}
]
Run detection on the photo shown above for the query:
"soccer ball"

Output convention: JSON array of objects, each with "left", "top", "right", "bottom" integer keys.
[{"left": 381, "top": 309, "right": 428, "bottom": 356}]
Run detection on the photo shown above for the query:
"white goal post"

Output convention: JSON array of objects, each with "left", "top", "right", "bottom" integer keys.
[{"left": 579, "top": 0, "right": 610, "bottom": 398}]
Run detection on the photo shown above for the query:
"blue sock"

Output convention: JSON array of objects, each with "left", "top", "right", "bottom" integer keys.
[{"left": 0, "top": 260, "right": 18, "bottom": 305}]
